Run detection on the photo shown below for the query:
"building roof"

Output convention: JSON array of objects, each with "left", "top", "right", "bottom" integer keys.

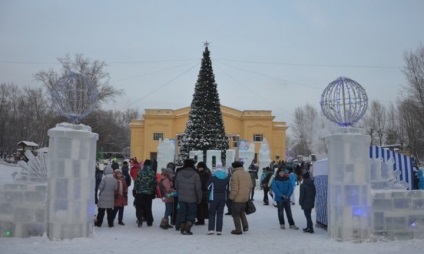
[{"left": 17, "top": 141, "right": 39, "bottom": 147}]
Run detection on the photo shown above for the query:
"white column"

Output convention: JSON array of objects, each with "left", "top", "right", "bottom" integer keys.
[
  {"left": 206, "top": 150, "right": 222, "bottom": 170},
  {"left": 47, "top": 123, "right": 98, "bottom": 240},
  {"left": 325, "top": 127, "right": 372, "bottom": 241}
]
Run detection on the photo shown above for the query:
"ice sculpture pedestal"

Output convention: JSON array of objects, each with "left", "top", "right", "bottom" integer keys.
[
  {"left": 326, "top": 127, "right": 372, "bottom": 241},
  {"left": 47, "top": 123, "right": 98, "bottom": 240}
]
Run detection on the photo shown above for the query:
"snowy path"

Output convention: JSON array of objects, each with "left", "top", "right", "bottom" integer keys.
[{"left": 0, "top": 181, "right": 423, "bottom": 254}]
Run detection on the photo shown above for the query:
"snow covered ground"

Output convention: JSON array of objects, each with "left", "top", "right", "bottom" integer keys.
[{"left": 0, "top": 162, "right": 423, "bottom": 254}]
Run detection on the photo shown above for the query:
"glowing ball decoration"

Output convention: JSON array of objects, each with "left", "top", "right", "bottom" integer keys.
[
  {"left": 320, "top": 77, "right": 368, "bottom": 127},
  {"left": 50, "top": 72, "right": 98, "bottom": 123}
]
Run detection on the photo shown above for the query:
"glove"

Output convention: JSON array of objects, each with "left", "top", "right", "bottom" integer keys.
[
  {"left": 166, "top": 191, "right": 177, "bottom": 198},
  {"left": 282, "top": 195, "right": 288, "bottom": 200}
]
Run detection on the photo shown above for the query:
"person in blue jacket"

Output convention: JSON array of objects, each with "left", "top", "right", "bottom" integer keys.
[
  {"left": 206, "top": 163, "right": 229, "bottom": 235},
  {"left": 271, "top": 168, "right": 299, "bottom": 230}
]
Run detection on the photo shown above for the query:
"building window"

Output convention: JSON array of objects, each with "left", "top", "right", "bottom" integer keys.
[
  {"left": 253, "top": 134, "right": 263, "bottom": 142},
  {"left": 232, "top": 136, "right": 239, "bottom": 147},
  {"left": 153, "top": 133, "right": 163, "bottom": 141}
]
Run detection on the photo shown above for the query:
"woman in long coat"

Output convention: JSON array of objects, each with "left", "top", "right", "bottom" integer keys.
[
  {"left": 195, "top": 162, "right": 211, "bottom": 225},
  {"left": 113, "top": 169, "right": 128, "bottom": 225},
  {"left": 95, "top": 166, "right": 117, "bottom": 227},
  {"left": 299, "top": 172, "right": 316, "bottom": 233}
]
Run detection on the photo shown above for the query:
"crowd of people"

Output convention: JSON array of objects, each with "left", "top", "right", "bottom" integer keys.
[{"left": 94, "top": 158, "right": 316, "bottom": 235}]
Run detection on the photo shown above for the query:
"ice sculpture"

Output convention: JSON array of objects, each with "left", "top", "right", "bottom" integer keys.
[
  {"left": 206, "top": 150, "right": 222, "bottom": 170},
  {"left": 189, "top": 150, "right": 204, "bottom": 163},
  {"left": 325, "top": 127, "right": 372, "bottom": 241},
  {"left": 239, "top": 140, "right": 254, "bottom": 169},
  {"left": 157, "top": 139, "right": 176, "bottom": 171},
  {"left": 16, "top": 150, "right": 48, "bottom": 183},
  {"left": 258, "top": 138, "right": 272, "bottom": 180},
  {"left": 371, "top": 157, "right": 409, "bottom": 190},
  {"left": 47, "top": 123, "right": 98, "bottom": 240},
  {"left": 225, "top": 149, "right": 236, "bottom": 168}
]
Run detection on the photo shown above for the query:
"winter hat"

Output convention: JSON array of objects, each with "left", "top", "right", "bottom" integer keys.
[
  {"left": 197, "top": 161, "right": 207, "bottom": 169},
  {"left": 183, "top": 159, "right": 195, "bottom": 168},
  {"left": 161, "top": 167, "right": 174, "bottom": 175},
  {"left": 104, "top": 166, "right": 113, "bottom": 175},
  {"left": 144, "top": 159, "right": 152, "bottom": 166},
  {"left": 232, "top": 161, "right": 244, "bottom": 168}
]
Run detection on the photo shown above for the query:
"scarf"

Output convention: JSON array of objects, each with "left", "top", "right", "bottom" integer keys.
[{"left": 116, "top": 178, "right": 123, "bottom": 196}]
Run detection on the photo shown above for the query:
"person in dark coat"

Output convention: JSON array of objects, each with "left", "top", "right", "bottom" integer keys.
[
  {"left": 95, "top": 165, "right": 103, "bottom": 204},
  {"left": 95, "top": 166, "right": 117, "bottom": 227},
  {"left": 247, "top": 160, "right": 259, "bottom": 200},
  {"left": 133, "top": 159, "right": 157, "bottom": 227},
  {"left": 299, "top": 172, "right": 316, "bottom": 233},
  {"left": 111, "top": 158, "right": 119, "bottom": 171},
  {"left": 121, "top": 161, "right": 131, "bottom": 187},
  {"left": 206, "top": 163, "right": 229, "bottom": 235},
  {"left": 175, "top": 159, "right": 202, "bottom": 235},
  {"left": 260, "top": 167, "right": 274, "bottom": 205},
  {"left": 195, "top": 161, "right": 211, "bottom": 225}
]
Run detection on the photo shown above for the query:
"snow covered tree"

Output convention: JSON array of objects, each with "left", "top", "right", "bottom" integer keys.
[{"left": 178, "top": 43, "right": 229, "bottom": 163}]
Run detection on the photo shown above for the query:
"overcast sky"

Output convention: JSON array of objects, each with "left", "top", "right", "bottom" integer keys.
[{"left": 1, "top": 0, "right": 424, "bottom": 124}]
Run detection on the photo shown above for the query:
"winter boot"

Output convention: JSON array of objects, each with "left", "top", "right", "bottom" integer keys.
[
  {"left": 165, "top": 218, "right": 173, "bottom": 229},
  {"left": 182, "top": 221, "right": 193, "bottom": 235},
  {"left": 160, "top": 218, "right": 169, "bottom": 230},
  {"left": 180, "top": 223, "right": 186, "bottom": 234},
  {"left": 232, "top": 217, "right": 243, "bottom": 234}
]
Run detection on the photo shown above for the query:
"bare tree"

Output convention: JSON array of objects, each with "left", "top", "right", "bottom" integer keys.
[
  {"left": 399, "top": 44, "right": 424, "bottom": 162},
  {"left": 371, "top": 100, "right": 387, "bottom": 146},
  {"left": 398, "top": 98, "right": 424, "bottom": 162},
  {"left": 360, "top": 100, "right": 383, "bottom": 146},
  {"left": 34, "top": 54, "right": 123, "bottom": 108},
  {"left": 290, "top": 104, "right": 318, "bottom": 157},
  {"left": 402, "top": 45, "right": 424, "bottom": 125},
  {"left": 385, "top": 102, "right": 405, "bottom": 146}
]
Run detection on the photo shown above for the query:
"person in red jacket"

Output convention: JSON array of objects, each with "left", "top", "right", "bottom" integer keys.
[{"left": 129, "top": 158, "right": 140, "bottom": 180}]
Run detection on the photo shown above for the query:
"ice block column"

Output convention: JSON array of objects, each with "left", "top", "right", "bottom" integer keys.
[
  {"left": 47, "top": 123, "right": 98, "bottom": 240},
  {"left": 206, "top": 150, "right": 222, "bottom": 170},
  {"left": 258, "top": 139, "right": 272, "bottom": 182},
  {"left": 325, "top": 127, "right": 372, "bottom": 241},
  {"left": 157, "top": 139, "right": 176, "bottom": 171},
  {"left": 225, "top": 149, "right": 235, "bottom": 168}
]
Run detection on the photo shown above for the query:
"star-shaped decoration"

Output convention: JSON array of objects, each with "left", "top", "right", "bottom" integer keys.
[{"left": 204, "top": 41, "right": 210, "bottom": 48}]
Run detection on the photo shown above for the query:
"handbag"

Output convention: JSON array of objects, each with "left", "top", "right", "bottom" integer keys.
[{"left": 245, "top": 199, "right": 256, "bottom": 215}]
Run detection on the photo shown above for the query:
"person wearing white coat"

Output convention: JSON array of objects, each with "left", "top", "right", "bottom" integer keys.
[{"left": 95, "top": 166, "right": 117, "bottom": 227}]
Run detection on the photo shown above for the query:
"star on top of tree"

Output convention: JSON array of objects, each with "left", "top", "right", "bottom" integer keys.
[{"left": 204, "top": 41, "right": 210, "bottom": 48}]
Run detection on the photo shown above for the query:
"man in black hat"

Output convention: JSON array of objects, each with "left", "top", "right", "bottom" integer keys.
[
  {"left": 174, "top": 159, "right": 202, "bottom": 235},
  {"left": 299, "top": 172, "right": 316, "bottom": 233}
]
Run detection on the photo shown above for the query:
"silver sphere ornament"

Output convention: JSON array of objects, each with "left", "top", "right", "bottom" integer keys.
[
  {"left": 50, "top": 72, "right": 98, "bottom": 123},
  {"left": 320, "top": 77, "right": 368, "bottom": 127}
]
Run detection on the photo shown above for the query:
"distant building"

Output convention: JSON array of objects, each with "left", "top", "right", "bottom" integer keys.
[
  {"left": 16, "top": 141, "right": 39, "bottom": 161},
  {"left": 129, "top": 105, "right": 288, "bottom": 162}
]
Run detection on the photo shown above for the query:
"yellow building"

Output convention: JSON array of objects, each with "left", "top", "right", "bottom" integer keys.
[{"left": 129, "top": 105, "right": 288, "bottom": 163}]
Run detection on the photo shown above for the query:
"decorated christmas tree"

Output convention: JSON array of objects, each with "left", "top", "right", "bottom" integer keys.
[{"left": 178, "top": 42, "right": 229, "bottom": 162}]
